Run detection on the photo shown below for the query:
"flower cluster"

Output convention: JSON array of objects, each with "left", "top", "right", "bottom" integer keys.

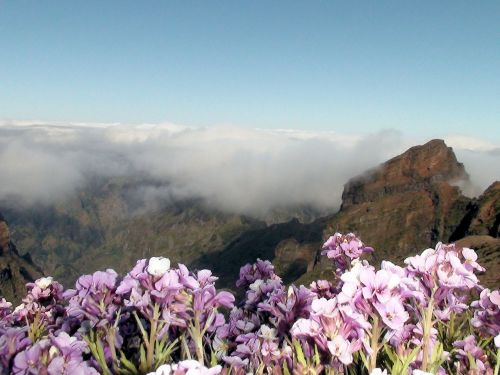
[
  {"left": 12, "top": 331, "right": 98, "bottom": 374},
  {"left": 321, "top": 232, "right": 373, "bottom": 274},
  {"left": 0, "top": 233, "right": 498, "bottom": 375},
  {"left": 11, "top": 276, "right": 65, "bottom": 330},
  {"left": 147, "top": 360, "right": 222, "bottom": 375},
  {"left": 235, "top": 258, "right": 281, "bottom": 288},
  {"left": 471, "top": 288, "right": 500, "bottom": 337},
  {"left": 291, "top": 296, "right": 370, "bottom": 367},
  {"left": 453, "top": 335, "right": 493, "bottom": 373}
]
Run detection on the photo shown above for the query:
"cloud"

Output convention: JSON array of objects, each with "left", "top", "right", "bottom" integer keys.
[
  {"left": 444, "top": 135, "right": 499, "bottom": 152},
  {"left": 0, "top": 121, "right": 497, "bottom": 217}
]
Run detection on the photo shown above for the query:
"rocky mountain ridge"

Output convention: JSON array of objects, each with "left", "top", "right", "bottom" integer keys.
[
  {"left": 1, "top": 139, "right": 498, "bottom": 301},
  {"left": 202, "top": 139, "right": 499, "bottom": 289}
]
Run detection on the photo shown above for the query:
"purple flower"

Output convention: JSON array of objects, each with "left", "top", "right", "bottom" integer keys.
[
  {"left": 321, "top": 233, "right": 373, "bottom": 276},
  {"left": 257, "top": 284, "right": 312, "bottom": 336},
  {"left": 453, "top": 335, "right": 492, "bottom": 373},
  {"left": 309, "top": 280, "right": 336, "bottom": 299},
  {"left": 147, "top": 360, "right": 222, "bottom": 375},
  {"left": 236, "top": 259, "right": 281, "bottom": 288},
  {"left": 462, "top": 247, "right": 485, "bottom": 272},
  {"left": 471, "top": 288, "right": 500, "bottom": 336},
  {"left": 0, "top": 327, "right": 31, "bottom": 370},
  {"left": 322, "top": 232, "right": 373, "bottom": 260},
  {"left": 0, "top": 298, "right": 12, "bottom": 322},
  {"left": 13, "top": 340, "right": 47, "bottom": 374},
  {"left": 65, "top": 269, "right": 121, "bottom": 326},
  {"left": 291, "top": 318, "right": 322, "bottom": 338}
]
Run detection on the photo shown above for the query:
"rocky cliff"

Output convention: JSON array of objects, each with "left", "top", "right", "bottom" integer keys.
[
  {"left": 0, "top": 212, "right": 43, "bottom": 303},
  {"left": 451, "top": 181, "right": 500, "bottom": 240},
  {"left": 325, "top": 139, "right": 472, "bottom": 264}
]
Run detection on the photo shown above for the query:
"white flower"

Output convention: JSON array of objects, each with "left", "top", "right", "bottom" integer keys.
[
  {"left": 327, "top": 335, "right": 352, "bottom": 365},
  {"left": 495, "top": 333, "right": 500, "bottom": 348},
  {"left": 13, "top": 303, "right": 25, "bottom": 314},
  {"left": 249, "top": 279, "right": 264, "bottom": 291},
  {"left": 49, "top": 346, "right": 60, "bottom": 358},
  {"left": 35, "top": 276, "right": 53, "bottom": 289},
  {"left": 259, "top": 324, "right": 277, "bottom": 340},
  {"left": 370, "top": 369, "right": 389, "bottom": 375},
  {"left": 412, "top": 370, "right": 433, "bottom": 375},
  {"left": 147, "top": 364, "right": 172, "bottom": 375},
  {"left": 212, "top": 336, "right": 228, "bottom": 359},
  {"left": 147, "top": 257, "right": 171, "bottom": 277}
]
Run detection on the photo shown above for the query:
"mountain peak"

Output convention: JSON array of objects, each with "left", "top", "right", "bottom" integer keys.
[{"left": 341, "top": 139, "right": 468, "bottom": 208}]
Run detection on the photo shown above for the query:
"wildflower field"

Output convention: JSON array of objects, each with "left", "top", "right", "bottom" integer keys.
[{"left": 0, "top": 233, "right": 498, "bottom": 374}]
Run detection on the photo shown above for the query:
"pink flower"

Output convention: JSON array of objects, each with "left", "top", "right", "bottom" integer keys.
[
  {"left": 327, "top": 335, "right": 353, "bottom": 365},
  {"left": 462, "top": 247, "right": 485, "bottom": 272},
  {"left": 374, "top": 297, "right": 409, "bottom": 331},
  {"left": 290, "top": 319, "right": 322, "bottom": 338},
  {"left": 360, "top": 269, "right": 395, "bottom": 304}
]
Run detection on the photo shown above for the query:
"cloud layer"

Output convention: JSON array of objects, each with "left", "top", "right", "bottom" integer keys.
[{"left": 0, "top": 121, "right": 498, "bottom": 217}]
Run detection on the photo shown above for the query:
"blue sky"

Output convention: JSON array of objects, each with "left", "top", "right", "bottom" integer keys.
[{"left": 0, "top": 1, "right": 499, "bottom": 140}]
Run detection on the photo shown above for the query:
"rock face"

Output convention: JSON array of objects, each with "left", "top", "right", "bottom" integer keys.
[
  {"left": 326, "top": 139, "right": 472, "bottom": 264},
  {"left": 0, "top": 212, "right": 43, "bottom": 303},
  {"left": 341, "top": 139, "right": 468, "bottom": 208},
  {"left": 451, "top": 181, "right": 500, "bottom": 240}
]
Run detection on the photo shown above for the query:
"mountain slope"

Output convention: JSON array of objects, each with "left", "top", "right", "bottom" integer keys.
[
  {"left": 1, "top": 178, "right": 267, "bottom": 286},
  {"left": 1, "top": 140, "right": 498, "bottom": 292},
  {"left": 0, "top": 212, "right": 43, "bottom": 302},
  {"left": 325, "top": 139, "right": 472, "bottom": 264}
]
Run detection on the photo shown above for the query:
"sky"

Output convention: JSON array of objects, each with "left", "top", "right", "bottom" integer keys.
[{"left": 0, "top": 1, "right": 499, "bottom": 141}]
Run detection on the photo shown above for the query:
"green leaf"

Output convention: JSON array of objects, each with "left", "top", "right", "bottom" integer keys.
[
  {"left": 283, "top": 361, "right": 291, "bottom": 375},
  {"left": 139, "top": 344, "right": 148, "bottom": 374},
  {"left": 292, "top": 339, "right": 307, "bottom": 366},
  {"left": 119, "top": 351, "right": 139, "bottom": 374}
]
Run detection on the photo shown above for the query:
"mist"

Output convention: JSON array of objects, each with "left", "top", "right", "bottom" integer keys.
[{"left": 0, "top": 121, "right": 498, "bottom": 217}]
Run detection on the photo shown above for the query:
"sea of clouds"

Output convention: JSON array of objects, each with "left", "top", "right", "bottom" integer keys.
[{"left": 0, "top": 120, "right": 498, "bottom": 217}]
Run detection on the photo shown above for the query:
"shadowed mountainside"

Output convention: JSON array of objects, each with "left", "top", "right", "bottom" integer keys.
[{"left": 0, "top": 212, "right": 43, "bottom": 302}]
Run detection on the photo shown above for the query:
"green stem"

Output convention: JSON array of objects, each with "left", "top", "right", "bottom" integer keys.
[
  {"left": 146, "top": 304, "right": 161, "bottom": 370},
  {"left": 494, "top": 349, "right": 499, "bottom": 375},
  {"left": 106, "top": 327, "right": 118, "bottom": 373},
  {"left": 193, "top": 310, "right": 205, "bottom": 364},
  {"left": 421, "top": 294, "right": 435, "bottom": 371},
  {"left": 368, "top": 315, "right": 381, "bottom": 372}
]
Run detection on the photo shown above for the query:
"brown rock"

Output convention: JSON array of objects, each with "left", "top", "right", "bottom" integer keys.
[
  {"left": 468, "top": 182, "right": 500, "bottom": 237},
  {"left": 341, "top": 139, "right": 468, "bottom": 208},
  {"left": 326, "top": 139, "right": 471, "bottom": 264}
]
